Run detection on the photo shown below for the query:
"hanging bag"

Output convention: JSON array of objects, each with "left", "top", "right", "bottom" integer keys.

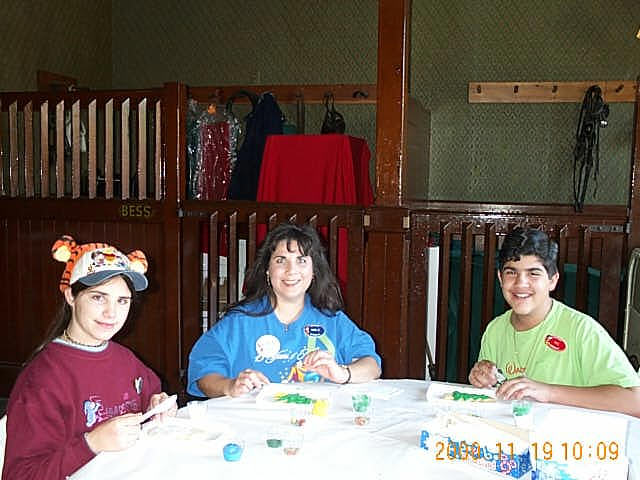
[{"left": 321, "top": 92, "right": 346, "bottom": 134}]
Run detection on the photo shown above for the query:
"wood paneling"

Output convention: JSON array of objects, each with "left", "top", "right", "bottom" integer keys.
[
  {"left": 362, "top": 206, "right": 411, "bottom": 378},
  {"left": 0, "top": 205, "right": 176, "bottom": 396}
]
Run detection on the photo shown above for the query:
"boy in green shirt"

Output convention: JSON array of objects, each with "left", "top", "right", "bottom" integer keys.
[{"left": 469, "top": 227, "right": 640, "bottom": 417}]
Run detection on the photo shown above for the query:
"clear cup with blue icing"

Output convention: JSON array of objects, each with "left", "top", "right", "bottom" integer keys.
[{"left": 222, "top": 440, "right": 245, "bottom": 461}]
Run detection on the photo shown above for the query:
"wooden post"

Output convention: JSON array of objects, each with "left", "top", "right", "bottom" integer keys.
[
  {"left": 162, "top": 82, "right": 187, "bottom": 393},
  {"left": 628, "top": 82, "right": 640, "bottom": 251},
  {"left": 375, "top": 0, "right": 411, "bottom": 206},
  {"left": 364, "top": 0, "right": 415, "bottom": 379}
]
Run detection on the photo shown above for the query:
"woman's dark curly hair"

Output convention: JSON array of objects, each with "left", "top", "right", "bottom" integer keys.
[
  {"left": 498, "top": 227, "right": 559, "bottom": 277},
  {"left": 229, "top": 222, "right": 344, "bottom": 316}
]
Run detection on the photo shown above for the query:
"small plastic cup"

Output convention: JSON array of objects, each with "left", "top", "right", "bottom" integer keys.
[
  {"left": 352, "top": 393, "right": 372, "bottom": 426},
  {"left": 512, "top": 399, "right": 533, "bottom": 430},
  {"left": 187, "top": 400, "right": 208, "bottom": 421},
  {"left": 265, "top": 428, "right": 283, "bottom": 448},
  {"left": 282, "top": 427, "right": 304, "bottom": 456},
  {"left": 311, "top": 398, "right": 329, "bottom": 417},
  {"left": 222, "top": 440, "right": 245, "bottom": 461},
  {"left": 289, "top": 403, "right": 311, "bottom": 427}
]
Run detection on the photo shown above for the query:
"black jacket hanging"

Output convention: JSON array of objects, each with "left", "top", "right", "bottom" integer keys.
[
  {"left": 228, "top": 92, "right": 284, "bottom": 200},
  {"left": 573, "top": 85, "right": 609, "bottom": 212}
]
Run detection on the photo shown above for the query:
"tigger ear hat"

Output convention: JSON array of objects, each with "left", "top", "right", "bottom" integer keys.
[{"left": 51, "top": 235, "right": 148, "bottom": 293}]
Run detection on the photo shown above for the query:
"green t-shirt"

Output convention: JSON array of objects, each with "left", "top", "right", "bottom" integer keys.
[{"left": 478, "top": 300, "right": 640, "bottom": 388}]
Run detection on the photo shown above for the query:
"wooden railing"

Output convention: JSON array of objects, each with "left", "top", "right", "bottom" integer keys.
[
  {"left": 0, "top": 89, "right": 165, "bottom": 200},
  {"left": 408, "top": 202, "right": 629, "bottom": 383}
]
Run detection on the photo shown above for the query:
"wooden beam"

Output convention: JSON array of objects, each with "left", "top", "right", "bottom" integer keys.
[
  {"left": 188, "top": 84, "right": 376, "bottom": 105},
  {"left": 375, "top": 0, "right": 411, "bottom": 206},
  {"left": 469, "top": 81, "right": 636, "bottom": 103},
  {"left": 628, "top": 83, "right": 640, "bottom": 251}
]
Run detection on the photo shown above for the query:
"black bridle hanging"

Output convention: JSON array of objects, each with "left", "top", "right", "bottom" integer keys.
[{"left": 573, "top": 85, "right": 609, "bottom": 212}]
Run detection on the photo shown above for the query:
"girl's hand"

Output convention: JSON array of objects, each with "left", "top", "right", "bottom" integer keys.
[
  {"left": 84, "top": 413, "right": 142, "bottom": 453},
  {"left": 302, "top": 350, "right": 348, "bottom": 384},
  {"left": 147, "top": 392, "right": 177, "bottom": 422},
  {"left": 227, "top": 369, "right": 270, "bottom": 397}
]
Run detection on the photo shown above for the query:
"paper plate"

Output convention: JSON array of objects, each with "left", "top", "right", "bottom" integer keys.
[
  {"left": 255, "top": 382, "right": 338, "bottom": 407},
  {"left": 426, "top": 382, "right": 498, "bottom": 406},
  {"left": 142, "top": 417, "right": 229, "bottom": 447}
]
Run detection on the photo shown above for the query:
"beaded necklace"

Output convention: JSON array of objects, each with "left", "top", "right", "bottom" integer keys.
[{"left": 62, "top": 328, "right": 108, "bottom": 348}]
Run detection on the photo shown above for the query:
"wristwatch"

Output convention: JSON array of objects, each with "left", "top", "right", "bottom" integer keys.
[{"left": 340, "top": 364, "right": 352, "bottom": 384}]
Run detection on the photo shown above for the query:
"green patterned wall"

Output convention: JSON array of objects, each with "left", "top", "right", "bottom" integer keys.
[
  {"left": 111, "top": 0, "right": 378, "bottom": 160},
  {"left": 111, "top": 0, "right": 377, "bottom": 87},
  {"left": 411, "top": 0, "right": 640, "bottom": 204},
  {"left": 0, "top": 0, "right": 112, "bottom": 90}
]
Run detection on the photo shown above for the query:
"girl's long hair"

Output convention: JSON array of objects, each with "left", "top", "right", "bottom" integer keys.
[
  {"left": 27, "top": 275, "right": 137, "bottom": 363},
  {"left": 229, "top": 222, "right": 344, "bottom": 316}
]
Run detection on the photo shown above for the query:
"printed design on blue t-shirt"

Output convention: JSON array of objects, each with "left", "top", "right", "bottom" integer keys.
[
  {"left": 257, "top": 324, "right": 338, "bottom": 383},
  {"left": 285, "top": 362, "right": 322, "bottom": 382},
  {"left": 255, "top": 334, "right": 283, "bottom": 361}
]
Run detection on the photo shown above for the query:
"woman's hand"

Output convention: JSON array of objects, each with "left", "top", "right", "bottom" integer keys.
[
  {"left": 302, "top": 350, "right": 349, "bottom": 384},
  {"left": 227, "top": 369, "right": 270, "bottom": 397},
  {"left": 147, "top": 392, "right": 177, "bottom": 422},
  {"left": 84, "top": 413, "right": 142, "bottom": 453}
]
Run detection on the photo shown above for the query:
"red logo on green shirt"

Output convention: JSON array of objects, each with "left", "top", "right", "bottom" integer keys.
[{"left": 545, "top": 335, "right": 566, "bottom": 352}]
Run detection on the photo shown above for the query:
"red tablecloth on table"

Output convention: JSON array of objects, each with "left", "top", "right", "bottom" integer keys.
[
  {"left": 257, "top": 134, "right": 374, "bottom": 294},
  {"left": 257, "top": 134, "right": 373, "bottom": 205}
]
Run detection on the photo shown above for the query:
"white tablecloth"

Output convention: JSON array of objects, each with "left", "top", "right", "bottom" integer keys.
[{"left": 70, "top": 379, "right": 640, "bottom": 480}]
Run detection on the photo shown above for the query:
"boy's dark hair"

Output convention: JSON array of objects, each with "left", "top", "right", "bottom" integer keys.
[{"left": 498, "top": 227, "right": 559, "bottom": 277}]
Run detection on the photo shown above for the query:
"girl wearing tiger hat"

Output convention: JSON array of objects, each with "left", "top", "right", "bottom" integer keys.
[{"left": 2, "top": 235, "right": 176, "bottom": 480}]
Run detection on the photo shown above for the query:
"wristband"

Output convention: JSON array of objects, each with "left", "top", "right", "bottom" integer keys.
[{"left": 341, "top": 364, "right": 352, "bottom": 384}]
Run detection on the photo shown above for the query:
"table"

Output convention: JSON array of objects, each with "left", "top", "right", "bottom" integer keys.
[
  {"left": 257, "top": 134, "right": 374, "bottom": 206},
  {"left": 70, "top": 380, "right": 640, "bottom": 480}
]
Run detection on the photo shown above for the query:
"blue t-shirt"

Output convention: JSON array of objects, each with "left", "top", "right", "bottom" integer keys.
[{"left": 187, "top": 295, "right": 381, "bottom": 396}]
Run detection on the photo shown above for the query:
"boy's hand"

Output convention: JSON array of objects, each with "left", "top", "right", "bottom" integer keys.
[
  {"left": 497, "top": 376, "right": 552, "bottom": 403},
  {"left": 469, "top": 360, "right": 498, "bottom": 388}
]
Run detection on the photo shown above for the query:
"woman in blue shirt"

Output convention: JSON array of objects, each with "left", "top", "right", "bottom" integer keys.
[{"left": 188, "top": 222, "right": 381, "bottom": 397}]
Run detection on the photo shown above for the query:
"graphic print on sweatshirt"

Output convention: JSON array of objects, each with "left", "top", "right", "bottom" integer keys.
[{"left": 83, "top": 391, "right": 141, "bottom": 427}]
